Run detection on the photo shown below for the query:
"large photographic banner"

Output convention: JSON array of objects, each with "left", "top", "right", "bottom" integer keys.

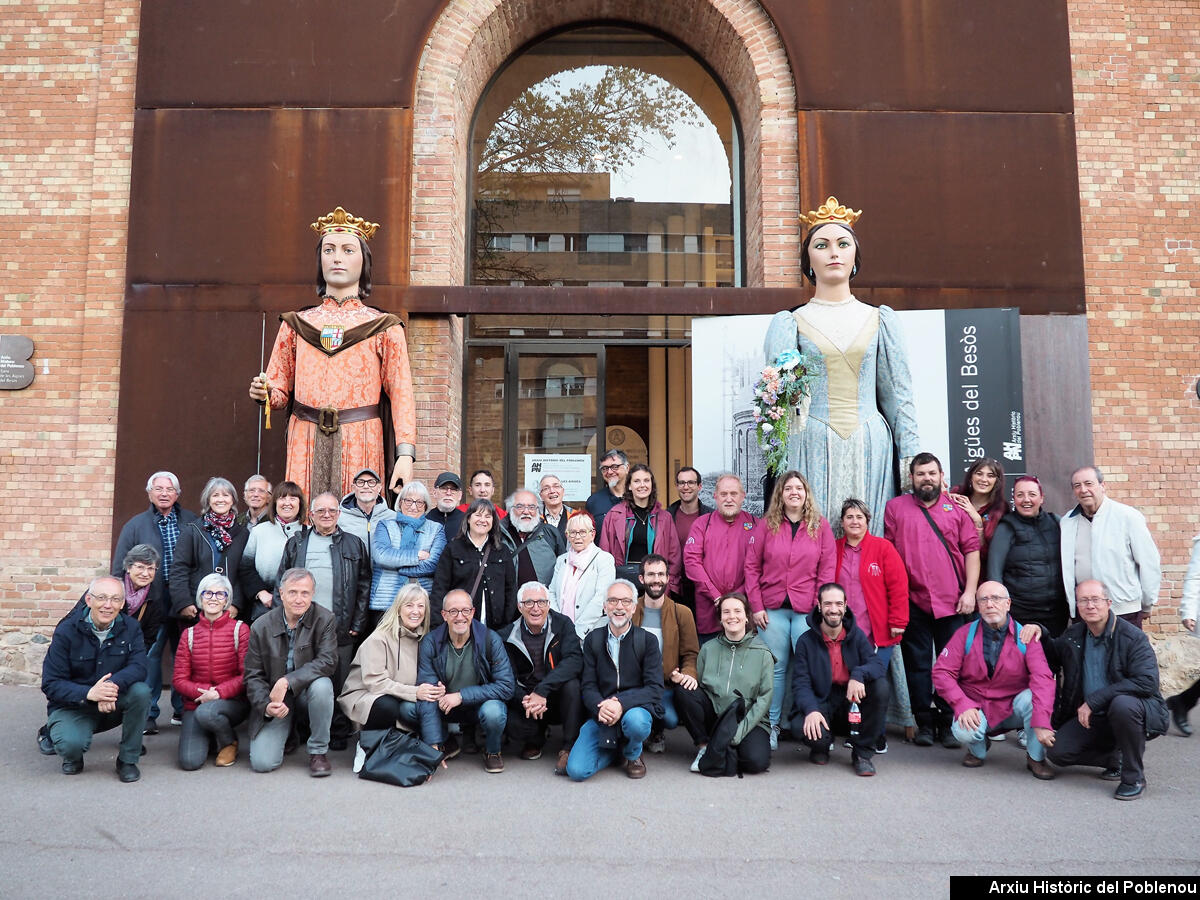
[{"left": 691, "top": 308, "right": 1026, "bottom": 514}]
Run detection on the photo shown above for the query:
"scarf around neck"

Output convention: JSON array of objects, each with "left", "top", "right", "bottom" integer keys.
[{"left": 203, "top": 509, "right": 236, "bottom": 549}]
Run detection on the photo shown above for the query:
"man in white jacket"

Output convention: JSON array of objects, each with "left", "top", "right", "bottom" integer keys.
[{"left": 1060, "top": 466, "right": 1160, "bottom": 629}]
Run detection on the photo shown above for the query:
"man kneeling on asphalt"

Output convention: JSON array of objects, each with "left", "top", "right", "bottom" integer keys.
[
  {"left": 41, "top": 576, "right": 151, "bottom": 782},
  {"left": 499, "top": 581, "right": 584, "bottom": 775},
  {"left": 418, "top": 589, "right": 515, "bottom": 774},
  {"left": 791, "top": 583, "right": 889, "bottom": 776},
  {"left": 244, "top": 567, "right": 339, "bottom": 776},
  {"left": 931, "top": 581, "right": 1056, "bottom": 779}
]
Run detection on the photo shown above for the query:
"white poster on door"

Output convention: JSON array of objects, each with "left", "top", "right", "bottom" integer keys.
[{"left": 524, "top": 453, "right": 593, "bottom": 501}]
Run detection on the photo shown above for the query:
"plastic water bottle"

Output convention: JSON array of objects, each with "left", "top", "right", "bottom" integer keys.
[{"left": 848, "top": 701, "right": 861, "bottom": 737}]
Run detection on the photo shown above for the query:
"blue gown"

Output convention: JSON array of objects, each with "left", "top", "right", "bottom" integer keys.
[{"left": 763, "top": 303, "right": 921, "bottom": 535}]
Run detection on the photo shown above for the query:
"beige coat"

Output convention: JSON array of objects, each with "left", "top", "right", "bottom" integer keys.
[{"left": 337, "top": 625, "right": 424, "bottom": 727}]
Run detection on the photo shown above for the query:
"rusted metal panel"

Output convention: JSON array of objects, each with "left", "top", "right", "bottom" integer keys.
[
  {"left": 796, "top": 110, "right": 1084, "bottom": 307},
  {"left": 112, "top": 294, "right": 292, "bottom": 545},
  {"left": 136, "top": 0, "right": 446, "bottom": 109},
  {"left": 126, "top": 108, "right": 412, "bottom": 287},
  {"left": 763, "top": 0, "right": 1073, "bottom": 113}
]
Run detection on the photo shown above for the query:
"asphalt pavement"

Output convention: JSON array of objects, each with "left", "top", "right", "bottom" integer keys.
[{"left": 1, "top": 684, "right": 1197, "bottom": 899}]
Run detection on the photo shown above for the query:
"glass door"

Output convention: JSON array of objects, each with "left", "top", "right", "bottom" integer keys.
[{"left": 507, "top": 345, "right": 605, "bottom": 505}]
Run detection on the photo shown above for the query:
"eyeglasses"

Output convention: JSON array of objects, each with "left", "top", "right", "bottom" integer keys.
[
  {"left": 599, "top": 463, "right": 623, "bottom": 473},
  {"left": 312, "top": 508, "right": 339, "bottom": 516},
  {"left": 353, "top": 477, "right": 380, "bottom": 488},
  {"left": 1076, "top": 597, "right": 1108, "bottom": 607},
  {"left": 436, "top": 484, "right": 461, "bottom": 491},
  {"left": 127, "top": 563, "right": 157, "bottom": 573},
  {"left": 977, "top": 595, "right": 1009, "bottom": 606},
  {"left": 519, "top": 598, "right": 550, "bottom": 608},
  {"left": 444, "top": 608, "right": 474, "bottom": 619},
  {"left": 201, "top": 590, "right": 229, "bottom": 601},
  {"left": 567, "top": 528, "right": 594, "bottom": 537},
  {"left": 87, "top": 592, "right": 122, "bottom": 604},
  {"left": 512, "top": 503, "right": 538, "bottom": 513},
  {"left": 676, "top": 479, "right": 699, "bottom": 487},
  {"left": 605, "top": 596, "right": 636, "bottom": 607},
  {"left": 399, "top": 498, "right": 427, "bottom": 508}
]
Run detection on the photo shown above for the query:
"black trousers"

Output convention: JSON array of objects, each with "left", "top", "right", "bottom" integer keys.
[
  {"left": 1174, "top": 677, "right": 1200, "bottom": 713},
  {"left": 1046, "top": 695, "right": 1149, "bottom": 785},
  {"left": 675, "top": 690, "right": 770, "bottom": 774},
  {"left": 901, "top": 601, "right": 964, "bottom": 724},
  {"left": 505, "top": 678, "right": 583, "bottom": 749},
  {"left": 790, "top": 675, "right": 890, "bottom": 759}
]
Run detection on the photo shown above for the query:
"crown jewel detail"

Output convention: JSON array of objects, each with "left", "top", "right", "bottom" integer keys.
[
  {"left": 799, "top": 196, "right": 862, "bottom": 230},
  {"left": 311, "top": 206, "right": 380, "bottom": 242}
]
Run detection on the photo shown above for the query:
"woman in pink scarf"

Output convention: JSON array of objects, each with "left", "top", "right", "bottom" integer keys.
[{"left": 548, "top": 512, "right": 616, "bottom": 639}]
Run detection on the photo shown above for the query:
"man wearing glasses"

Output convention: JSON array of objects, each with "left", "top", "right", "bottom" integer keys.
[
  {"left": 668, "top": 466, "right": 712, "bottom": 614},
  {"left": 41, "top": 576, "right": 152, "bottom": 781},
  {"left": 277, "top": 492, "right": 371, "bottom": 750},
  {"left": 428, "top": 472, "right": 466, "bottom": 539},
  {"left": 566, "top": 579, "right": 664, "bottom": 781},
  {"left": 338, "top": 467, "right": 392, "bottom": 557},
  {"left": 932, "top": 582, "right": 1057, "bottom": 780},
  {"left": 585, "top": 450, "right": 629, "bottom": 531},
  {"left": 1026, "top": 580, "right": 1169, "bottom": 800},
  {"left": 501, "top": 489, "right": 566, "bottom": 588},
  {"left": 499, "top": 581, "right": 584, "bottom": 774},
  {"left": 418, "top": 589, "right": 515, "bottom": 773}
]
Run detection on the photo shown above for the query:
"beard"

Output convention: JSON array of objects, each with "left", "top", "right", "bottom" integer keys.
[
  {"left": 821, "top": 613, "right": 843, "bottom": 630},
  {"left": 915, "top": 483, "right": 940, "bottom": 504},
  {"left": 512, "top": 515, "right": 537, "bottom": 534},
  {"left": 643, "top": 580, "right": 668, "bottom": 601},
  {"left": 437, "top": 497, "right": 458, "bottom": 513}
]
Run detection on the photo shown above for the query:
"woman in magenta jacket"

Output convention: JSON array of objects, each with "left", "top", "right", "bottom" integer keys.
[
  {"left": 598, "top": 464, "right": 681, "bottom": 593},
  {"left": 745, "top": 470, "right": 836, "bottom": 747},
  {"left": 834, "top": 498, "right": 909, "bottom": 654}
]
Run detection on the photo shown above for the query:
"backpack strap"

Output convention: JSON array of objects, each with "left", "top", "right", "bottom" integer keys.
[{"left": 964, "top": 618, "right": 980, "bottom": 656}]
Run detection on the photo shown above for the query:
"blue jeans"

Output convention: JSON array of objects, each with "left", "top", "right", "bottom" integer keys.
[
  {"left": 249, "top": 676, "right": 334, "bottom": 772},
  {"left": 759, "top": 606, "right": 810, "bottom": 728},
  {"left": 659, "top": 688, "right": 680, "bottom": 731},
  {"left": 145, "top": 625, "right": 183, "bottom": 720},
  {"left": 566, "top": 707, "right": 653, "bottom": 781},
  {"left": 951, "top": 688, "right": 1045, "bottom": 762},
  {"left": 434, "top": 699, "right": 507, "bottom": 754}
]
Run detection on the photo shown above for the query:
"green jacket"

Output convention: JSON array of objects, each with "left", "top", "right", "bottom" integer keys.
[{"left": 696, "top": 632, "right": 775, "bottom": 745}]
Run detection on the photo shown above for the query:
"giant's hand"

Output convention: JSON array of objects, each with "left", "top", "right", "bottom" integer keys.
[
  {"left": 390, "top": 456, "right": 413, "bottom": 492},
  {"left": 249, "top": 373, "right": 269, "bottom": 403}
]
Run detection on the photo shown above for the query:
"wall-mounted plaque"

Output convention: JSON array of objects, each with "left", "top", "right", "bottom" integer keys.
[{"left": 0, "top": 336, "right": 35, "bottom": 389}]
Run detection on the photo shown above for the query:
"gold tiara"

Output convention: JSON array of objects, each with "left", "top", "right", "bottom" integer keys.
[
  {"left": 799, "top": 196, "right": 862, "bottom": 230},
  {"left": 310, "top": 206, "right": 380, "bottom": 242}
]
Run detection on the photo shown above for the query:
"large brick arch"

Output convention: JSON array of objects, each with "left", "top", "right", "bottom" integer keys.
[{"left": 410, "top": 0, "right": 801, "bottom": 288}]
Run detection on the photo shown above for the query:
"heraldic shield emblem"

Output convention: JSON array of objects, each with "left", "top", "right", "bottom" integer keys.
[{"left": 320, "top": 325, "right": 345, "bottom": 352}]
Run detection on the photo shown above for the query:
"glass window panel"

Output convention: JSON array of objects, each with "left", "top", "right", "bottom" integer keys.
[
  {"left": 463, "top": 346, "right": 507, "bottom": 496},
  {"left": 470, "top": 25, "right": 737, "bottom": 287}
]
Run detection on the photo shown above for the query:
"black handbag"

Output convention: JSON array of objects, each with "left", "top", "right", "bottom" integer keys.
[
  {"left": 698, "top": 693, "right": 746, "bottom": 777},
  {"left": 357, "top": 727, "right": 445, "bottom": 787}
]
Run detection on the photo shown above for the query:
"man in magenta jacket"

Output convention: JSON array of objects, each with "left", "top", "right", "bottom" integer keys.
[{"left": 932, "top": 581, "right": 1056, "bottom": 779}]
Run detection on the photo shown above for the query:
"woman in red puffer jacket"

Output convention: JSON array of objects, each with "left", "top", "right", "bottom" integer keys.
[{"left": 173, "top": 573, "right": 250, "bottom": 770}]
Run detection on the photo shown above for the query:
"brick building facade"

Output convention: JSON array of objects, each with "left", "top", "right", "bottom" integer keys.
[{"left": 1, "top": 0, "right": 1197, "bottom": 684}]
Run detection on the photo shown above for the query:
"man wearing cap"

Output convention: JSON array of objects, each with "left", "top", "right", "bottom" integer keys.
[
  {"left": 248, "top": 206, "right": 417, "bottom": 502},
  {"left": 339, "top": 467, "right": 391, "bottom": 557},
  {"left": 428, "top": 472, "right": 467, "bottom": 539}
]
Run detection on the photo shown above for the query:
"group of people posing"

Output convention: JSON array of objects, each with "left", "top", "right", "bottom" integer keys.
[{"left": 39, "top": 448, "right": 1193, "bottom": 799}]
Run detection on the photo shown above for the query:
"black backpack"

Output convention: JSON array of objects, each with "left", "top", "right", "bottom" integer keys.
[{"left": 698, "top": 693, "right": 746, "bottom": 777}]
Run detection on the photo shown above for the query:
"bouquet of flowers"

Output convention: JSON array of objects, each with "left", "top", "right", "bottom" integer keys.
[{"left": 752, "top": 348, "right": 817, "bottom": 476}]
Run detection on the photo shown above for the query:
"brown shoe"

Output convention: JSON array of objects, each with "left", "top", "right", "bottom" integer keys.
[
  {"left": 484, "top": 753, "right": 504, "bottom": 773},
  {"left": 555, "top": 748, "right": 570, "bottom": 776},
  {"left": 1026, "top": 754, "right": 1056, "bottom": 780},
  {"left": 961, "top": 751, "right": 985, "bottom": 768},
  {"left": 309, "top": 753, "right": 332, "bottom": 777},
  {"left": 519, "top": 743, "right": 543, "bottom": 761},
  {"left": 624, "top": 755, "right": 647, "bottom": 779},
  {"left": 215, "top": 742, "right": 238, "bottom": 767}
]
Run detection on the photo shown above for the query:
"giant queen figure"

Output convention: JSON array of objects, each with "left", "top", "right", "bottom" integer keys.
[
  {"left": 248, "top": 207, "right": 416, "bottom": 500},
  {"left": 763, "top": 197, "right": 920, "bottom": 535}
]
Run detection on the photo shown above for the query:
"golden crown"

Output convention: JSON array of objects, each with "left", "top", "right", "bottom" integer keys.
[
  {"left": 310, "top": 206, "right": 380, "bottom": 242},
  {"left": 799, "top": 196, "right": 862, "bottom": 230}
]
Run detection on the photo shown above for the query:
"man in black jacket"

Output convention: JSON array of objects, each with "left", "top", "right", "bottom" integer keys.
[
  {"left": 498, "top": 581, "right": 584, "bottom": 774},
  {"left": 111, "top": 470, "right": 198, "bottom": 731},
  {"left": 501, "top": 489, "right": 566, "bottom": 587},
  {"left": 277, "top": 492, "right": 371, "bottom": 749},
  {"left": 791, "top": 583, "right": 890, "bottom": 777},
  {"left": 1032, "top": 580, "right": 1168, "bottom": 800},
  {"left": 566, "top": 578, "right": 664, "bottom": 781},
  {"left": 41, "top": 576, "right": 152, "bottom": 782}
]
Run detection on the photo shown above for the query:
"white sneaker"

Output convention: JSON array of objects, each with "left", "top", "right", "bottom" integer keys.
[
  {"left": 691, "top": 747, "right": 706, "bottom": 773},
  {"left": 1017, "top": 730, "right": 1028, "bottom": 749},
  {"left": 353, "top": 741, "right": 366, "bottom": 774},
  {"left": 991, "top": 731, "right": 1007, "bottom": 742},
  {"left": 769, "top": 724, "right": 780, "bottom": 751}
]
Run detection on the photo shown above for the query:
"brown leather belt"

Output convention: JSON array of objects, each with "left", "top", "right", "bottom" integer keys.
[{"left": 292, "top": 401, "right": 380, "bottom": 436}]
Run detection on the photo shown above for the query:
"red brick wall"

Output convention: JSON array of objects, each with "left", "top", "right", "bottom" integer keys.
[
  {"left": 1067, "top": 1, "right": 1200, "bottom": 634},
  {"left": 0, "top": 1, "right": 141, "bottom": 679}
]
